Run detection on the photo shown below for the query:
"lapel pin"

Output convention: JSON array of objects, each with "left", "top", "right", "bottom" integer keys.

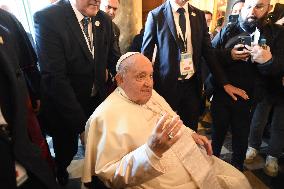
[
  {"left": 191, "top": 12, "right": 196, "bottom": 17},
  {"left": 95, "top": 21, "right": 100, "bottom": 27},
  {"left": 0, "top": 36, "right": 3, "bottom": 45}
]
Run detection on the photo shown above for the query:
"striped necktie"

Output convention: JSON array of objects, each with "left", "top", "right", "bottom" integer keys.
[{"left": 82, "top": 16, "right": 92, "bottom": 48}]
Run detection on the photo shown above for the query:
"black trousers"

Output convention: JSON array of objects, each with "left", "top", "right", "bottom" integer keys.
[
  {"left": 19, "top": 172, "right": 49, "bottom": 189},
  {"left": 45, "top": 94, "right": 102, "bottom": 171},
  {"left": 174, "top": 76, "right": 201, "bottom": 131},
  {"left": 211, "top": 91, "right": 251, "bottom": 169}
]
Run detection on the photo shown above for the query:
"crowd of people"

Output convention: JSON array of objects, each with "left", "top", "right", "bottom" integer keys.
[{"left": 1, "top": 0, "right": 284, "bottom": 188}]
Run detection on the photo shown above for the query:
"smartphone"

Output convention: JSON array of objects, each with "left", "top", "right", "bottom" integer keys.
[
  {"left": 237, "top": 36, "right": 251, "bottom": 50},
  {"left": 228, "top": 14, "right": 239, "bottom": 24}
]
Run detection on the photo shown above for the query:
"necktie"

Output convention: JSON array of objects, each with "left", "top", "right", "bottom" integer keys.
[
  {"left": 82, "top": 16, "right": 92, "bottom": 48},
  {"left": 177, "top": 8, "right": 186, "bottom": 39}
]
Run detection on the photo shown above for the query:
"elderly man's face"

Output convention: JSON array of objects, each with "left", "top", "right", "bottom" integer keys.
[
  {"left": 118, "top": 55, "right": 153, "bottom": 105},
  {"left": 231, "top": 2, "right": 244, "bottom": 15},
  {"left": 102, "top": 0, "right": 119, "bottom": 20},
  {"left": 76, "top": 0, "right": 101, "bottom": 17}
]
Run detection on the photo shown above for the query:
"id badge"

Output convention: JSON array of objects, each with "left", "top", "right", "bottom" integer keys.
[{"left": 179, "top": 52, "right": 194, "bottom": 79}]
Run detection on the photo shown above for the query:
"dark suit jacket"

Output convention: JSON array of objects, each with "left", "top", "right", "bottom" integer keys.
[
  {"left": 142, "top": 1, "right": 227, "bottom": 107},
  {"left": 0, "top": 9, "right": 40, "bottom": 106},
  {"left": 256, "top": 23, "right": 284, "bottom": 103},
  {"left": 34, "top": 0, "right": 120, "bottom": 134},
  {"left": 112, "top": 22, "right": 121, "bottom": 54},
  {"left": 0, "top": 25, "right": 57, "bottom": 189}
]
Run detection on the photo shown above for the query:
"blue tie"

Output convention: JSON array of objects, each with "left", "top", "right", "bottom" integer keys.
[{"left": 82, "top": 16, "right": 91, "bottom": 47}]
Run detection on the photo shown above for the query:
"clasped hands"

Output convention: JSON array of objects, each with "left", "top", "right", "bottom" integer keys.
[{"left": 147, "top": 113, "right": 212, "bottom": 158}]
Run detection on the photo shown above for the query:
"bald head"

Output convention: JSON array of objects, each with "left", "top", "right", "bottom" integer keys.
[{"left": 240, "top": 0, "right": 273, "bottom": 33}]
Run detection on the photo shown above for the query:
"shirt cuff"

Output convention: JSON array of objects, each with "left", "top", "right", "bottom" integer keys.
[{"left": 258, "top": 58, "right": 273, "bottom": 66}]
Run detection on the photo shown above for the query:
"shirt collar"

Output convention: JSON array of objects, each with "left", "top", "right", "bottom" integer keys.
[
  {"left": 170, "top": 0, "right": 189, "bottom": 14},
  {"left": 69, "top": 0, "right": 84, "bottom": 23}
]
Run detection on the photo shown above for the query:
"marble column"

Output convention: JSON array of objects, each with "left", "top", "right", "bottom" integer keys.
[{"left": 113, "top": 0, "right": 142, "bottom": 54}]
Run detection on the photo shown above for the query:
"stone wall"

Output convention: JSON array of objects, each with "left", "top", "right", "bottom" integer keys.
[{"left": 113, "top": 0, "right": 142, "bottom": 54}]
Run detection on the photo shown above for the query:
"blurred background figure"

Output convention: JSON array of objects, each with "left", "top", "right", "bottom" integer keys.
[
  {"left": 227, "top": 0, "right": 245, "bottom": 25},
  {"left": 101, "top": 0, "right": 121, "bottom": 53},
  {"left": 212, "top": 16, "right": 224, "bottom": 38},
  {"left": 231, "top": 0, "right": 245, "bottom": 15},
  {"left": 204, "top": 10, "right": 213, "bottom": 39},
  {"left": 128, "top": 27, "right": 144, "bottom": 52}
]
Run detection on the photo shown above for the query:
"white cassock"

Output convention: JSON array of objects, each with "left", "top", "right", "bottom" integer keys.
[{"left": 82, "top": 87, "right": 252, "bottom": 189}]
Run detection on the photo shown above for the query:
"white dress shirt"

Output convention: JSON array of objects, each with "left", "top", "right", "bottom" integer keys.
[
  {"left": 170, "top": 0, "right": 193, "bottom": 54},
  {"left": 70, "top": 0, "right": 94, "bottom": 56}
]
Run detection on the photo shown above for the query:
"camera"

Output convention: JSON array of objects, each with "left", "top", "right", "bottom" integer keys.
[{"left": 228, "top": 14, "right": 239, "bottom": 24}]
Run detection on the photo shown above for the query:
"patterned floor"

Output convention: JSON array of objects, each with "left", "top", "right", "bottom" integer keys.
[
  {"left": 47, "top": 122, "right": 284, "bottom": 189},
  {"left": 198, "top": 122, "right": 284, "bottom": 189}
]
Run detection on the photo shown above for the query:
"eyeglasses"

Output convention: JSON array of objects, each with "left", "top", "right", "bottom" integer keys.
[{"left": 245, "top": 4, "right": 270, "bottom": 12}]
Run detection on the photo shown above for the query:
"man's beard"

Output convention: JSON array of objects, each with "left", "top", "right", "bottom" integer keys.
[{"left": 239, "top": 11, "right": 269, "bottom": 33}]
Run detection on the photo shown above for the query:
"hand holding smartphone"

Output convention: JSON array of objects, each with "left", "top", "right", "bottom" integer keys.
[{"left": 237, "top": 36, "right": 252, "bottom": 51}]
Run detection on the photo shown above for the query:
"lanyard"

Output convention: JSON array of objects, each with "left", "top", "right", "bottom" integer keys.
[{"left": 176, "top": 11, "right": 189, "bottom": 52}]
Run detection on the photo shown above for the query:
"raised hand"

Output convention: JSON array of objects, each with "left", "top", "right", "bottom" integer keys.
[{"left": 147, "top": 113, "right": 183, "bottom": 157}]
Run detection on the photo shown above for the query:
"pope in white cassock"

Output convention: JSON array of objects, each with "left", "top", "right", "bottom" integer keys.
[{"left": 82, "top": 52, "right": 252, "bottom": 189}]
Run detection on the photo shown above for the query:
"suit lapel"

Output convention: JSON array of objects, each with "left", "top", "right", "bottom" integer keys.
[
  {"left": 64, "top": 0, "right": 93, "bottom": 63},
  {"left": 164, "top": 1, "right": 178, "bottom": 45},
  {"left": 92, "top": 11, "right": 104, "bottom": 65}
]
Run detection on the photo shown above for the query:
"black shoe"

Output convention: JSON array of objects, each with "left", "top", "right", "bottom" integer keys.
[{"left": 56, "top": 168, "right": 69, "bottom": 186}]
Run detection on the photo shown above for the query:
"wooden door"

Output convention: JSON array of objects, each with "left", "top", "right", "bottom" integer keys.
[{"left": 142, "top": 0, "right": 165, "bottom": 26}]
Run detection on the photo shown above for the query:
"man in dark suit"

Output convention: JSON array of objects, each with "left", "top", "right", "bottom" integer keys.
[
  {"left": 34, "top": 0, "right": 120, "bottom": 185},
  {"left": 0, "top": 24, "right": 57, "bottom": 189},
  {"left": 142, "top": 0, "right": 244, "bottom": 131}
]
